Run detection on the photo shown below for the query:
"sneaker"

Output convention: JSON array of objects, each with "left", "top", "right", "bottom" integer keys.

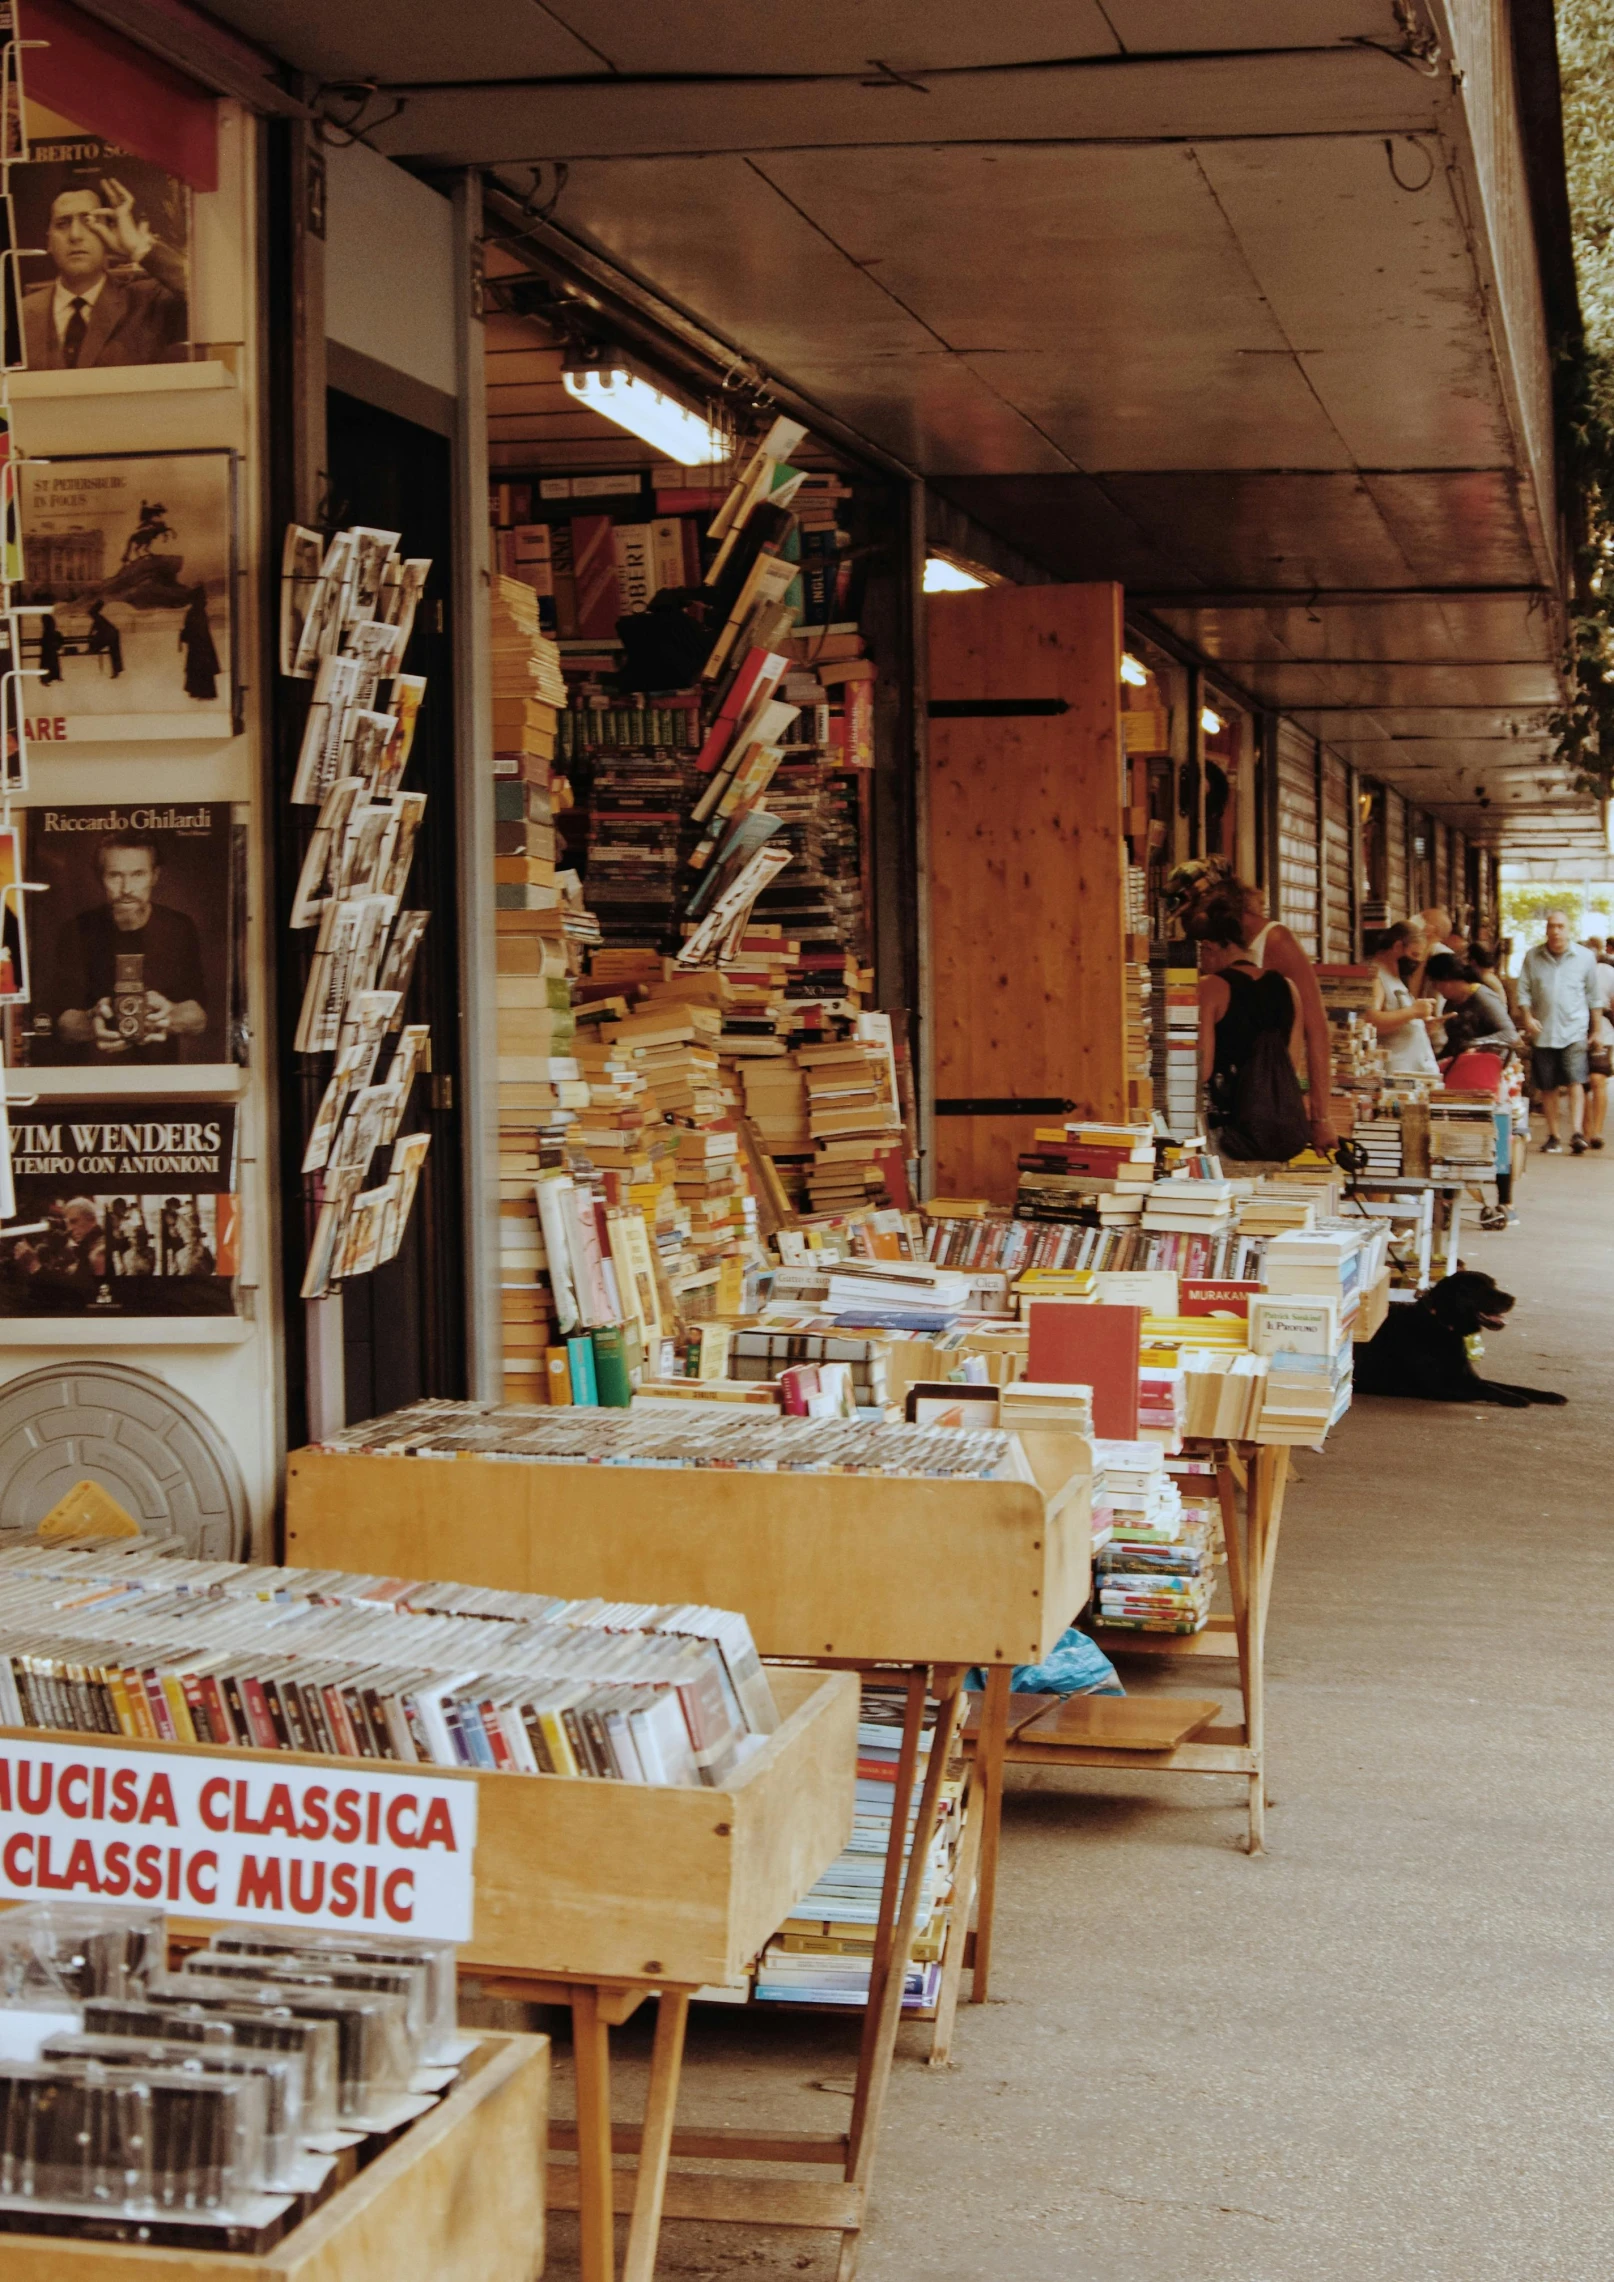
[
  {"left": 1543, "top": 1135, "right": 1562, "bottom": 1152},
  {"left": 1572, "top": 1134, "right": 1589, "bottom": 1154},
  {"left": 1593, "top": 1137, "right": 1606, "bottom": 1151}
]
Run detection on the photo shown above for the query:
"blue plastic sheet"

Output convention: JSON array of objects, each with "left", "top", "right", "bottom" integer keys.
[{"left": 967, "top": 1626, "right": 1123, "bottom": 1698}]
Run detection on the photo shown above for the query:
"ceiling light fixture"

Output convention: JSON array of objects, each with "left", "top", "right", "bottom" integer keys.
[
  {"left": 1121, "top": 653, "right": 1149, "bottom": 687},
  {"left": 1201, "top": 707, "right": 1224, "bottom": 735},
  {"left": 924, "top": 555, "right": 989, "bottom": 594},
  {"left": 561, "top": 366, "right": 728, "bottom": 467}
]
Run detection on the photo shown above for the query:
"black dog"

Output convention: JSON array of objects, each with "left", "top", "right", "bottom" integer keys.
[{"left": 1354, "top": 1270, "right": 1568, "bottom": 1409}]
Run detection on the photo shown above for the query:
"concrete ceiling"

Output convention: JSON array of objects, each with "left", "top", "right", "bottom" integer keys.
[{"left": 205, "top": 0, "right": 1589, "bottom": 850}]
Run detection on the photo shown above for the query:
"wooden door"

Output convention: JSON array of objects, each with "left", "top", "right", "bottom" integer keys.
[{"left": 926, "top": 583, "right": 1127, "bottom": 1203}]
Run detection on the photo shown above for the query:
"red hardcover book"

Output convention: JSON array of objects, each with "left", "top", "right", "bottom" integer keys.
[
  {"left": 694, "top": 648, "right": 787, "bottom": 774},
  {"left": 570, "top": 514, "right": 623, "bottom": 638},
  {"left": 1180, "top": 1280, "right": 1262, "bottom": 1318},
  {"left": 1026, "top": 1301, "right": 1142, "bottom": 1438}
]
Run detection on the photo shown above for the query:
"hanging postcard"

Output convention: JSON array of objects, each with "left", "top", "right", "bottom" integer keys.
[{"left": 17, "top": 450, "right": 234, "bottom": 740}]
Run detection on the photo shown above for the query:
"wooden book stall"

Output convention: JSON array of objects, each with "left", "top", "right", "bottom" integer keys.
[
  {"left": 0, "top": 1668, "right": 854, "bottom": 2282},
  {"left": 0, "top": 2028, "right": 550, "bottom": 2282},
  {"left": 284, "top": 1432, "right": 1092, "bottom": 2222},
  {"left": 1004, "top": 1439, "right": 1290, "bottom": 1853}
]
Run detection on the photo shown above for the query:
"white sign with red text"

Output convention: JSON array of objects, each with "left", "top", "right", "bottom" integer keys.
[{"left": 0, "top": 1742, "right": 477, "bottom": 1941}]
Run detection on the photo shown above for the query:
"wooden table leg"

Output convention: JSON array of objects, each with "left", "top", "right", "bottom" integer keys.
[
  {"left": 1216, "top": 1459, "right": 1252, "bottom": 1722},
  {"left": 622, "top": 1988, "right": 690, "bottom": 2282},
  {"left": 571, "top": 1984, "right": 617, "bottom": 2282},
  {"left": 969, "top": 1662, "right": 1013, "bottom": 2004},
  {"left": 846, "top": 1667, "right": 925, "bottom": 2162},
  {"left": 846, "top": 1674, "right": 962, "bottom": 2183},
  {"left": 1242, "top": 1446, "right": 1288, "bottom": 1854},
  {"left": 927, "top": 1752, "right": 985, "bottom": 2068}
]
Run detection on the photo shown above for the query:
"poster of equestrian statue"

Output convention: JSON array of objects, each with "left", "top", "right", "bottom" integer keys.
[{"left": 15, "top": 450, "right": 235, "bottom": 741}]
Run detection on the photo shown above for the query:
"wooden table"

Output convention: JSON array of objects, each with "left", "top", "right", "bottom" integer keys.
[
  {"left": 476, "top": 1666, "right": 962, "bottom": 2282},
  {"left": 1006, "top": 1440, "right": 1291, "bottom": 1854},
  {"left": 0, "top": 2032, "right": 550, "bottom": 2282},
  {"left": 0, "top": 1670, "right": 856, "bottom": 2282},
  {"left": 285, "top": 1434, "right": 1092, "bottom": 2195}
]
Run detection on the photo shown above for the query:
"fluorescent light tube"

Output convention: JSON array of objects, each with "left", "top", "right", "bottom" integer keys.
[{"left": 562, "top": 368, "right": 727, "bottom": 467}]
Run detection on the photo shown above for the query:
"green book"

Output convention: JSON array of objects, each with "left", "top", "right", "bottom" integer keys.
[{"left": 591, "top": 1325, "right": 633, "bottom": 1408}]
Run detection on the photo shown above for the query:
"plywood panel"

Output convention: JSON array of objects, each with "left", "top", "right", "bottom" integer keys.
[
  {"left": 285, "top": 1446, "right": 1092, "bottom": 1670},
  {"left": 1384, "top": 784, "right": 1408, "bottom": 917},
  {"left": 927, "top": 582, "right": 1126, "bottom": 1201},
  {"left": 1320, "top": 746, "right": 1353, "bottom": 962},
  {"left": 1274, "top": 719, "right": 1319, "bottom": 959}
]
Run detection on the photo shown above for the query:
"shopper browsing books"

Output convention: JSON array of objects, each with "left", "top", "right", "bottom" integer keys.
[
  {"left": 1586, "top": 955, "right": 1614, "bottom": 1150},
  {"left": 1364, "top": 924, "right": 1440, "bottom": 1076},
  {"left": 1517, "top": 912, "right": 1599, "bottom": 1153},
  {"left": 1172, "top": 862, "right": 1337, "bottom": 1149},
  {"left": 1195, "top": 887, "right": 1310, "bottom": 1162},
  {"left": 1424, "top": 955, "right": 1520, "bottom": 1064}
]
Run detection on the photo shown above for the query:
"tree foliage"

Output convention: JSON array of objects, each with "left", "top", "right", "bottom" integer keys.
[{"left": 1552, "top": 2, "right": 1614, "bottom": 796}]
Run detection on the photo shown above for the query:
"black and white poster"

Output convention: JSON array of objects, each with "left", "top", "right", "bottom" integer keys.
[
  {"left": 0, "top": 1105, "right": 238, "bottom": 1318},
  {"left": 17, "top": 450, "right": 233, "bottom": 740},
  {"left": 10, "top": 134, "right": 190, "bottom": 371},
  {"left": 17, "top": 800, "right": 236, "bottom": 1066}
]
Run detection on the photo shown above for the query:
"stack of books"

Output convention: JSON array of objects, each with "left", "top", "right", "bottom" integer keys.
[
  {"left": 1237, "top": 1190, "right": 1316, "bottom": 1238},
  {"left": 1177, "top": 1348, "right": 1269, "bottom": 1438},
  {"left": 1427, "top": 1092, "right": 1499, "bottom": 1181},
  {"left": 1096, "top": 1504, "right": 1216, "bottom": 1633},
  {"left": 824, "top": 1260, "right": 973, "bottom": 1330},
  {"left": 1158, "top": 960, "right": 1201, "bottom": 1133},
  {"left": 1142, "top": 1177, "right": 1237, "bottom": 1242},
  {"left": 1351, "top": 1112, "right": 1403, "bottom": 1177},
  {"left": 1260, "top": 1228, "right": 1364, "bottom": 1330},
  {"left": 1248, "top": 1294, "right": 1352, "bottom": 1441},
  {"left": 490, "top": 577, "right": 577, "bottom": 1400},
  {"left": 755, "top": 1689, "right": 957, "bottom": 2013},
  {"left": 1137, "top": 1362, "right": 1185, "bottom": 1447},
  {"left": 798, "top": 1037, "right": 904, "bottom": 1212},
  {"left": 1090, "top": 1437, "right": 1181, "bottom": 1553},
  {"left": 998, "top": 1381, "right": 1095, "bottom": 1435}
]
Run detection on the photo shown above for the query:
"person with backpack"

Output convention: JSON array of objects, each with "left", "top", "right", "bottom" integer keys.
[
  {"left": 1194, "top": 886, "right": 1313, "bottom": 1162},
  {"left": 1170, "top": 860, "right": 1337, "bottom": 1151}
]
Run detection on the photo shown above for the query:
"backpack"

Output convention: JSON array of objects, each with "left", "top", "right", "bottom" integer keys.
[{"left": 1213, "top": 970, "right": 1312, "bottom": 1162}]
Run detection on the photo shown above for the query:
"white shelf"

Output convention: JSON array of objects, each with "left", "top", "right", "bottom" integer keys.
[
  {"left": 0, "top": 1317, "right": 252, "bottom": 1345},
  {"left": 7, "top": 361, "right": 238, "bottom": 401},
  {"left": 7, "top": 1065, "right": 248, "bottom": 1100}
]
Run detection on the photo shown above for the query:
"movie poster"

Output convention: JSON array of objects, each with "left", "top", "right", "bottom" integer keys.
[
  {"left": 17, "top": 801, "right": 235, "bottom": 1067},
  {"left": 17, "top": 450, "right": 233, "bottom": 740},
  {"left": 9, "top": 133, "right": 190, "bottom": 371},
  {"left": 0, "top": 1104, "right": 238, "bottom": 1318}
]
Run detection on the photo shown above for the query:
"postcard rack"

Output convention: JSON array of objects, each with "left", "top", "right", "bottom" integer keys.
[{"left": 0, "top": 2026, "right": 549, "bottom": 2282}]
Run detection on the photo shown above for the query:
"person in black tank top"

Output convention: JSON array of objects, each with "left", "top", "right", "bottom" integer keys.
[{"left": 1195, "top": 887, "right": 1304, "bottom": 1158}]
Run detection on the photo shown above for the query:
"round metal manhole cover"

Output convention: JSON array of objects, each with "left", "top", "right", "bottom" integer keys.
[{"left": 0, "top": 1362, "right": 247, "bottom": 1559}]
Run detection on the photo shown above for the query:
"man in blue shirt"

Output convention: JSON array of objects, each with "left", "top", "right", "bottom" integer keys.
[{"left": 1518, "top": 911, "right": 1599, "bottom": 1153}]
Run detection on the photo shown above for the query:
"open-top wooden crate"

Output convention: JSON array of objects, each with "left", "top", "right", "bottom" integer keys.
[
  {"left": 0, "top": 1666, "right": 855, "bottom": 1990},
  {"left": 285, "top": 1433, "right": 1092, "bottom": 1668},
  {"left": 0, "top": 2030, "right": 549, "bottom": 2282}
]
